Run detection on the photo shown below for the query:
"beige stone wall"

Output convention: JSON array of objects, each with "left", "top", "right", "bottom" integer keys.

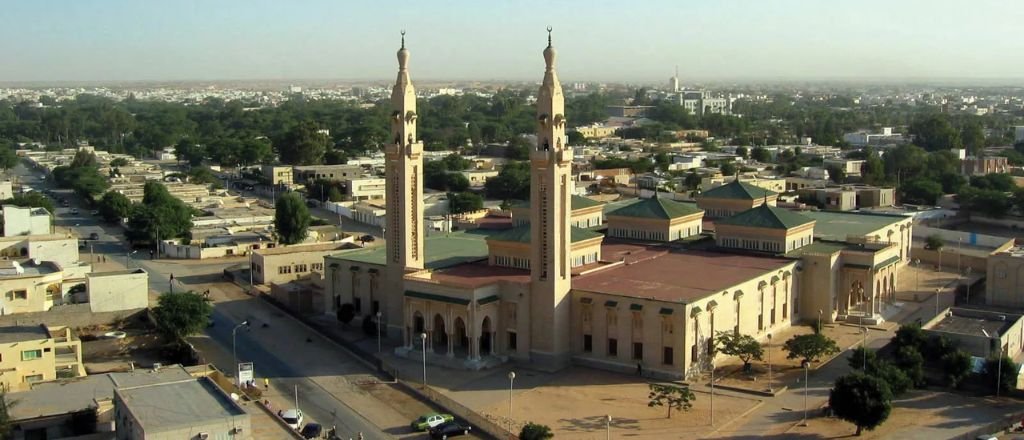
[
  {"left": 488, "top": 238, "right": 602, "bottom": 270},
  {"left": 697, "top": 195, "right": 777, "bottom": 218},
  {"left": 716, "top": 223, "right": 814, "bottom": 254},
  {"left": 571, "top": 260, "right": 798, "bottom": 378},
  {"left": 0, "top": 271, "right": 63, "bottom": 315},
  {"left": 987, "top": 253, "right": 1024, "bottom": 308},
  {"left": 322, "top": 259, "right": 387, "bottom": 320},
  {"left": 253, "top": 248, "right": 334, "bottom": 285},
  {"left": 86, "top": 270, "right": 149, "bottom": 313},
  {"left": 0, "top": 327, "right": 81, "bottom": 392},
  {"left": 607, "top": 214, "right": 703, "bottom": 242}
]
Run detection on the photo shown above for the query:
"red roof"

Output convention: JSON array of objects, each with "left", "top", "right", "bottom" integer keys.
[
  {"left": 426, "top": 262, "right": 530, "bottom": 288},
  {"left": 573, "top": 246, "right": 793, "bottom": 303}
]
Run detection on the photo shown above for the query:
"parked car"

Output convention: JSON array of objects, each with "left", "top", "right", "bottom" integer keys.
[
  {"left": 89, "top": 232, "right": 99, "bottom": 240},
  {"left": 70, "top": 208, "right": 79, "bottom": 215},
  {"left": 411, "top": 413, "right": 454, "bottom": 431},
  {"left": 428, "top": 421, "right": 471, "bottom": 439},
  {"left": 90, "top": 210, "right": 99, "bottom": 216},
  {"left": 299, "top": 423, "right": 322, "bottom": 439},
  {"left": 280, "top": 409, "right": 303, "bottom": 430},
  {"left": 359, "top": 234, "right": 376, "bottom": 243}
]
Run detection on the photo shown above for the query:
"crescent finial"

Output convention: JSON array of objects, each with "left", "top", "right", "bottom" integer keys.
[
  {"left": 400, "top": 30, "right": 406, "bottom": 49},
  {"left": 546, "top": 26, "right": 552, "bottom": 47}
]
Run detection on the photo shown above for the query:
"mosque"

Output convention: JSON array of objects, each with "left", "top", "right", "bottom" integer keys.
[{"left": 322, "top": 31, "right": 914, "bottom": 379}]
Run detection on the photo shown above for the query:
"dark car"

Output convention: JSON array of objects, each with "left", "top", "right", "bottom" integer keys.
[
  {"left": 359, "top": 234, "right": 375, "bottom": 243},
  {"left": 89, "top": 232, "right": 99, "bottom": 240},
  {"left": 429, "top": 421, "right": 471, "bottom": 439},
  {"left": 299, "top": 423, "right": 322, "bottom": 439}
]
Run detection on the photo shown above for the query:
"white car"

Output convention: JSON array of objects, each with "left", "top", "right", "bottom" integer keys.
[{"left": 280, "top": 409, "right": 303, "bottom": 430}]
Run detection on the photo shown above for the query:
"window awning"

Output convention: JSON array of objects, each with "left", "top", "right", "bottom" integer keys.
[
  {"left": 630, "top": 304, "right": 643, "bottom": 311},
  {"left": 659, "top": 307, "right": 674, "bottom": 315},
  {"left": 604, "top": 300, "right": 618, "bottom": 307}
]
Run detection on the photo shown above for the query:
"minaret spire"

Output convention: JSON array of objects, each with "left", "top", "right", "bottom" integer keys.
[{"left": 529, "top": 27, "right": 573, "bottom": 370}]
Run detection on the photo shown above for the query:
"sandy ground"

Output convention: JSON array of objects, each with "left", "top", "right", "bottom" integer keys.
[{"left": 479, "top": 367, "right": 761, "bottom": 439}]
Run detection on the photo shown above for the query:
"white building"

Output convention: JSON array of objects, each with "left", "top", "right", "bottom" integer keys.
[
  {"left": 85, "top": 269, "right": 150, "bottom": 313},
  {"left": 843, "top": 127, "right": 906, "bottom": 146},
  {"left": 3, "top": 206, "right": 51, "bottom": 237},
  {"left": 0, "top": 181, "right": 13, "bottom": 200},
  {"left": 345, "top": 177, "right": 386, "bottom": 201}
]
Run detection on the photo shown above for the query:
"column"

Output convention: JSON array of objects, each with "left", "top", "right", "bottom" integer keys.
[
  {"left": 489, "top": 331, "right": 496, "bottom": 356},
  {"left": 447, "top": 334, "right": 454, "bottom": 358}
]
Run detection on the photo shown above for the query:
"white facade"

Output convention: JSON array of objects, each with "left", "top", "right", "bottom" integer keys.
[
  {"left": 3, "top": 206, "right": 51, "bottom": 237},
  {"left": 86, "top": 269, "right": 150, "bottom": 313},
  {"left": 346, "top": 177, "right": 386, "bottom": 201},
  {"left": 0, "top": 182, "right": 12, "bottom": 200}
]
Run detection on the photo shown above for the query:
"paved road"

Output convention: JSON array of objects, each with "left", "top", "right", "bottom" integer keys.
[{"left": 17, "top": 164, "right": 396, "bottom": 439}]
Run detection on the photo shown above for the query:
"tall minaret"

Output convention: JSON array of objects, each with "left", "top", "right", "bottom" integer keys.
[
  {"left": 384, "top": 31, "right": 424, "bottom": 336},
  {"left": 529, "top": 27, "right": 573, "bottom": 370}
]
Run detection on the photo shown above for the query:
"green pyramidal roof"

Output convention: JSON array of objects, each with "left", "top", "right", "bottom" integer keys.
[
  {"left": 511, "top": 195, "right": 603, "bottom": 211},
  {"left": 607, "top": 197, "right": 703, "bottom": 220},
  {"left": 717, "top": 204, "right": 814, "bottom": 230},
  {"left": 486, "top": 224, "right": 604, "bottom": 244},
  {"left": 701, "top": 180, "right": 777, "bottom": 200}
]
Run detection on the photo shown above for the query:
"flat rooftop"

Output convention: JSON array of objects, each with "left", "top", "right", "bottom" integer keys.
[
  {"left": 256, "top": 242, "right": 357, "bottom": 256},
  {"left": 329, "top": 230, "right": 492, "bottom": 270},
  {"left": 926, "top": 311, "right": 1017, "bottom": 338},
  {"left": 415, "top": 262, "right": 531, "bottom": 288},
  {"left": 9, "top": 365, "right": 194, "bottom": 421},
  {"left": 117, "top": 378, "right": 246, "bottom": 432},
  {"left": 573, "top": 245, "right": 795, "bottom": 304},
  {"left": 87, "top": 269, "right": 146, "bottom": 278},
  {"left": 801, "top": 210, "right": 909, "bottom": 241},
  {"left": 0, "top": 325, "right": 49, "bottom": 343}
]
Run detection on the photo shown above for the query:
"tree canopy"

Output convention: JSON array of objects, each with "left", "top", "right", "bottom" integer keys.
[
  {"left": 783, "top": 333, "right": 840, "bottom": 364},
  {"left": 274, "top": 192, "right": 311, "bottom": 245},
  {"left": 829, "top": 373, "right": 893, "bottom": 436},
  {"left": 153, "top": 291, "right": 213, "bottom": 343}
]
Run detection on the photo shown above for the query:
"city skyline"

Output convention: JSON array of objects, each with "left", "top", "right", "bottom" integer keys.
[{"left": 1, "top": 0, "right": 1023, "bottom": 84}]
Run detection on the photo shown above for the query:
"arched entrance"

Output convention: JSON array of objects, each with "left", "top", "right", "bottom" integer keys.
[
  {"left": 413, "top": 312, "right": 425, "bottom": 334},
  {"left": 432, "top": 314, "right": 446, "bottom": 354},
  {"left": 454, "top": 317, "right": 468, "bottom": 353},
  {"left": 480, "top": 316, "right": 493, "bottom": 356}
]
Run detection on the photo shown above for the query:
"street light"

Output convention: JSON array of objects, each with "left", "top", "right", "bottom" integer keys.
[
  {"left": 125, "top": 250, "right": 137, "bottom": 269},
  {"left": 983, "top": 328, "right": 1003, "bottom": 398},
  {"left": 710, "top": 358, "right": 715, "bottom": 427},
  {"left": 507, "top": 371, "right": 516, "bottom": 433},
  {"left": 605, "top": 414, "right": 611, "bottom": 440},
  {"left": 420, "top": 332, "right": 427, "bottom": 387},
  {"left": 914, "top": 259, "right": 921, "bottom": 295},
  {"left": 817, "top": 309, "right": 823, "bottom": 333},
  {"left": 861, "top": 326, "right": 869, "bottom": 371},
  {"left": 376, "top": 311, "right": 383, "bottom": 353},
  {"left": 934, "top": 287, "right": 941, "bottom": 316},
  {"left": 766, "top": 333, "right": 773, "bottom": 393},
  {"left": 232, "top": 320, "right": 250, "bottom": 386},
  {"left": 965, "top": 267, "right": 973, "bottom": 304},
  {"left": 801, "top": 360, "right": 810, "bottom": 427}
]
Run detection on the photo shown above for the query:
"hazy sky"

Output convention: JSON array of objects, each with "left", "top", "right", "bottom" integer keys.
[{"left": 1, "top": 0, "right": 1022, "bottom": 83}]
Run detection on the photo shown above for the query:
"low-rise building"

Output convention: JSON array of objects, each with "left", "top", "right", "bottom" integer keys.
[
  {"left": 842, "top": 127, "right": 906, "bottom": 146},
  {"left": 822, "top": 158, "right": 866, "bottom": 177},
  {"left": 293, "top": 164, "right": 364, "bottom": 184},
  {"left": 252, "top": 242, "right": 360, "bottom": 285},
  {"left": 345, "top": 176, "right": 386, "bottom": 200},
  {"left": 0, "top": 324, "right": 83, "bottom": 391},
  {"left": 114, "top": 377, "right": 250, "bottom": 440},
  {"left": 697, "top": 179, "right": 778, "bottom": 219},
  {"left": 716, "top": 204, "right": 816, "bottom": 254},
  {"left": 3, "top": 206, "right": 51, "bottom": 237},
  {"left": 512, "top": 195, "right": 604, "bottom": 228},
  {"left": 8, "top": 365, "right": 194, "bottom": 439},
  {"left": 572, "top": 124, "right": 618, "bottom": 139},
  {"left": 962, "top": 156, "right": 1009, "bottom": 176},
  {"left": 701, "top": 175, "right": 786, "bottom": 194},
  {"left": 0, "top": 181, "right": 14, "bottom": 200},
  {"left": 606, "top": 197, "right": 704, "bottom": 242},
  {"left": 922, "top": 307, "right": 1024, "bottom": 361},
  {"left": 261, "top": 165, "right": 293, "bottom": 186},
  {"left": 85, "top": 269, "right": 149, "bottom": 313},
  {"left": 461, "top": 169, "right": 500, "bottom": 187},
  {"left": 986, "top": 246, "right": 1024, "bottom": 309}
]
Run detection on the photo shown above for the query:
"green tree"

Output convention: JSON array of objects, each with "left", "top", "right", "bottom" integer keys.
[
  {"left": 441, "top": 153, "right": 471, "bottom": 171},
  {"left": 153, "top": 291, "right": 213, "bottom": 343},
  {"left": 961, "top": 122, "right": 986, "bottom": 156},
  {"left": 848, "top": 346, "right": 878, "bottom": 371},
  {"left": 519, "top": 422, "right": 554, "bottom": 440},
  {"left": 894, "top": 346, "right": 925, "bottom": 387},
  {"left": 901, "top": 179, "right": 943, "bottom": 205},
  {"left": 485, "top": 162, "right": 530, "bottom": 202},
  {"left": 274, "top": 192, "right": 311, "bottom": 245},
  {"left": 735, "top": 146, "right": 748, "bottom": 159},
  {"left": 942, "top": 349, "right": 972, "bottom": 389},
  {"left": 750, "top": 147, "right": 771, "bottom": 163},
  {"left": 277, "top": 121, "right": 327, "bottom": 165},
  {"left": 0, "top": 390, "right": 17, "bottom": 440},
  {"left": 829, "top": 373, "right": 893, "bottom": 436},
  {"left": 446, "top": 191, "right": 483, "bottom": 214},
  {"left": 109, "top": 157, "right": 129, "bottom": 167},
  {"left": 909, "top": 114, "right": 961, "bottom": 151},
  {"left": 327, "top": 186, "right": 344, "bottom": 202},
  {"left": 984, "top": 355, "right": 1018, "bottom": 395},
  {"left": 683, "top": 172, "right": 701, "bottom": 190},
  {"left": 873, "top": 361, "right": 912, "bottom": 396},
  {"left": 567, "top": 130, "right": 586, "bottom": 145},
  {"left": 827, "top": 165, "right": 846, "bottom": 184},
  {"left": 647, "top": 383, "right": 695, "bottom": 419},
  {"left": 783, "top": 333, "right": 840, "bottom": 364},
  {"left": 3, "top": 192, "right": 55, "bottom": 214},
  {"left": 188, "top": 167, "right": 221, "bottom": 187},
  {"left": 925, "top": 234, "right": 944, "bottom": 251},
  {"left": 715, "top": 331, "right": 763, "bottom": 373},
  {"left": 0, "top": 145, "right": 18, "bottom": 171},
  {"left": 892, "top": 323, "right": 927, "bottom": 351},
  {"left": 719, "top": 162, "right": 737, "bottom": 176},
  {"left": 98, "top": 191, "right": 132, "bottom": 223}
]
